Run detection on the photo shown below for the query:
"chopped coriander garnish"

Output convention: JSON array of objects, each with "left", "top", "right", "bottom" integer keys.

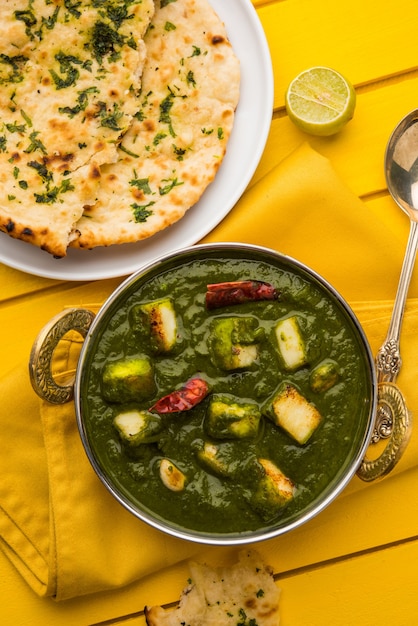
[
  {"left": 159, "top": 92, "right": 176, "bottom": 137},
  {"left": 159, "top": 177, "right": 183, "bottom": 195},
  {"left": 172, "top": 145, "right": 186, "bottom": 160},
  {"left": 129, "top": 173, "right": 152, "bottom": 194},
  {"left": 119, "top": 144, "right": 140, "bottom": 158},
  {"left": 24, "top": 131, "right": 47, "bottom": 154},
  {"left": 186, "top": 70, "right": 196, "bottom": 87},
  {"left": 131, "top": 201, "right": 155, "bottom": 223}
]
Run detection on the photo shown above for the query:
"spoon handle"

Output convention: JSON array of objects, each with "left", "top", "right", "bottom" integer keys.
[{"left": 376, "top": 219, "right": 418, "bottom": 383}]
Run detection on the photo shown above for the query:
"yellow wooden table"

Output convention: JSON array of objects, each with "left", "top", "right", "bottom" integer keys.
[{"left": 2, "top": 0, "right": 418, "bottom": 623}]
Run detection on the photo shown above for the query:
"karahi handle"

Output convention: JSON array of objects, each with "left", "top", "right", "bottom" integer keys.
[
  {"left": 29, "top": 308, "right": 95, "bottom": 404},
  {"left": 357, "top": 382, "right": 412, "bottom": 481}
]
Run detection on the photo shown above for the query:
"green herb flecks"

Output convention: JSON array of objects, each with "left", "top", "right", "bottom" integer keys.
[
  {"left": 218, "top": 127, "right": 224, "bottom": 140},
  {"left": 40, "top": 5, "right": 60, "bottom": 33},
  {"left": 5, "top": 122, "right": 26, "bottom": 134},
  {"left": 153, "top": 132, "right": 167, "bottom": 146},
  {"left": 15, "top": 3, "right": 60, "bottom": 42},
  {"left": 119, "top": 144, "right": 140, "bottom": 158},
  {"left": 99, "top": 102, "right": 124, "bottom": 131},
  {"left": 159, "top": 177, "right": 183, "bottom": 195},
  {"left": 190, "top": 45, "right": 201, "bottom": 57},
  {"left": 34, "top": 177, "right": 75, "bottom": 204},
  {"left": 159, "top": 85, "right": 188, "bottom": 139},
  {"left": 134, "top": 109, "right": 145, "bottom": 122},
  {"left": 50, "top": 52, "right": 89, "bottom": 90},
  {"left": 0, "top": 54, "right": 28, "bottom": 85},
  {"left": 24, "top": 131, "right": 47, "bottom": 155},
  {"left": 64, "top": 0, "right": 82, "bottom": 18},
  {"left": 14, "top": 8, "right": 37, "bottom": 40},
  {"left": 160, "top": 0, "right": 178, "bottom": 7},
  {"left": 91, "top": 20, "right": 125, "bottom": 64},
  {"left": 236, "top": 607, "right": 259, "bottom": 626},
  {"left": 186, "top": 70, "right": 196, "bottom": 87},
  {"left": 28, "top": 160, "right": 53, "bottom": 184},
  {"left": 59, "top": 86, "right": 99, "bottom": 118},
  {"left": 159, "top": 92, "right": 176, "bottom": 137},
  {"left": 131, "top": 201, "right": 155, "bottom": 223},
  {"left": 20, "top": 110, "right": 32, "bottom": 127},
  {"left": 164, "top": 21, "right": 176, "bottom": 31},
  {"left": 129, "top": 173, "right": 152, "bottom": 195},
  {"left": 0, "top": 136, "right": 7, "bottom": 153},
  {"left": 172, "top": 145, "right": 186, "bottom": 161},
  {"left": 96, "top": 0, "right": 133, "bottom": 29},
  {"left": 27, "top": 160, "right": 74, "bottom": 204}
]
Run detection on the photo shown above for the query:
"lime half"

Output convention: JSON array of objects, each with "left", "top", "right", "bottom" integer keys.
[{"left": 285, "top": 66, "right": 356, "bottom": 136}]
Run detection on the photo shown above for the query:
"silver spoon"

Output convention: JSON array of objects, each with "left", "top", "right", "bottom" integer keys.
[{"left": 358, "top": 109, "right": 418, "bottom": 481}]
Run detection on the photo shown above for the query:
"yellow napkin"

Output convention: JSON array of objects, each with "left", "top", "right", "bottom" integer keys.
[{"left": 1, "top": 143, "right": 418, "bottom": 601}]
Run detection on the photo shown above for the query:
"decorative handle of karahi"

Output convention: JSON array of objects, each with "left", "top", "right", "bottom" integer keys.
[
  {"left": 357, "top": 382, "right": 412, "bottom": 481},
  {"left": 29, "top": 308, "right": 95, "bottom": 405}
]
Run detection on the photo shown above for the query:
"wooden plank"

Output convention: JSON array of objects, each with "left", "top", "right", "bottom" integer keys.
[
  {"left": 257, "top": 0, "right": 418, "bottom": 110},
  {"left": 251, "top": 78, "right": 418, "bottom": 199},
  {"left": 278, "top": 538, "right": 418, "bottom": 625}
]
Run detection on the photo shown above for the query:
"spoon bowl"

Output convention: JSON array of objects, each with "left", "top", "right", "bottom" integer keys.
[{"left": 385, "top": 109, "right": 418, "bottom": 219}]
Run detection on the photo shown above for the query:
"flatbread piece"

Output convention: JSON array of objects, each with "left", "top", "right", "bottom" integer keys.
[
  {"left": 144, "top": 550, "right": 280, "bottom": 626},
  {"left": 0, "top": 0, "right": 154, "bottom": 256},
  {"left": 71, "top": 0, "right": 240, "bottom": 250}
]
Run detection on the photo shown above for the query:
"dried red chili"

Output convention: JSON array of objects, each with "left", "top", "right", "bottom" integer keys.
[
  {"left": 205, "top": 280, "right": 278, "bottom": 309},
  {"left": 150, "top": 376, "right": 210, "bottom": 413}
]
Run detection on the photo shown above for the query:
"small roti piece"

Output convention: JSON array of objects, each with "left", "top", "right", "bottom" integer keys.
[
  {"left": 71, "top": 0, "right": 240, "bottom": 250},
  {"left": 144, "top": 550, "right": 280, "bottom": 626},
  {"left": 0, "top": 0, "right": 154, "bottom": 256}
]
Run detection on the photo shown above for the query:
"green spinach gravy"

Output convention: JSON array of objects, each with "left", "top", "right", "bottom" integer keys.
[{"left": 81, "top": 250, "right": 373, "bottom": 537}]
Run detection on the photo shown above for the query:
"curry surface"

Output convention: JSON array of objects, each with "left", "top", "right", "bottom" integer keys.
[{"left": 81, "top": 253, "right": 372, "bottom": 536}]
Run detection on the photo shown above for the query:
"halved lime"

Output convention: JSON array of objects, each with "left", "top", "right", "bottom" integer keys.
[{"left": 285, "top": 66, "right": 356, "bottom": 136}]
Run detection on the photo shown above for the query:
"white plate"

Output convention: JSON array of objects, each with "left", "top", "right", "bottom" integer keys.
[{"left": 0, "top": 0, "right": 273, "bottom": 281}]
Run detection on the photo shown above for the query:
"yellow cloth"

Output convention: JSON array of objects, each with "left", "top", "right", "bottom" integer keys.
[{"left": 1, "top": 143, "right": 418, "bottom": 601}]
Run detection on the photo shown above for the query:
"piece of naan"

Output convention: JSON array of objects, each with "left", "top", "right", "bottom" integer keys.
[
  {"left": 144, "top": 550, "right": 280, "bottom": 626},
  {"left": 0, "top": 0, "right": 154, "bottom": 256},
  {"left": 71, "top": 0, "right": 240, "bottom": 250}
]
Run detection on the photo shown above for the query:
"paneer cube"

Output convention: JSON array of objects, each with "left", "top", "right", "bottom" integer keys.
[
  {"left": 251, "top": 458, "right": 295, "bottom": 520},
  {"left": 196, "top": 442, "right": 231, "bottom": 478},
  {"left": 209, "top": 316, "right": 263, "bottom": 371},
  {"left": 159, "top": 459, "right": 187, "bottom": 492},
  {"left": 265, "top": 384, "right": 321, "bottom": 444},
  {"left": 102, "top": 356, "right": 156, "bottom": 403},
  {"left": 310, "top": 360, "right": 339, "bottom": 393},
  {"left": 206, "top": 394, "right": 261, "bottom": 439},
  {"left": 274, "top": 316, "right": 307, "bottom": 371},
  {"left": 113, "top": 410, "right": 163, "bottom": 446},
  {"left": 131, "top": 298, "right": 178, "bottom": 353}
]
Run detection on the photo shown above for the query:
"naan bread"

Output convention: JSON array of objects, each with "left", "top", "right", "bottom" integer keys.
[
  {"left": 144, "top": 550, "right": 280, "bottom": 626},
  {"left": 0, "top": 0, "right": 154, "bottom": 256},
  {"left": 71, "top": 0, "right": 240, "bottom": 250}
]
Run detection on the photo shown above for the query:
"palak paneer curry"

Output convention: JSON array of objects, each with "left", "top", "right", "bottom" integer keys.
[{"left": 80, "top": 248, "right": 373, "bottom": 536}]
